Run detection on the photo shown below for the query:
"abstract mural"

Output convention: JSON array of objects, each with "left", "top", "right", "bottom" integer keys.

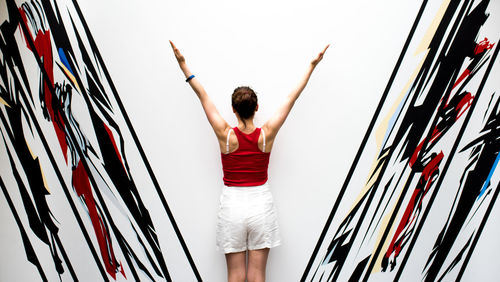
[
  {"left": 2, "top": 0, "right": 500, "bottom": 281},
  {"left": 303, "top": 0, "right": 499, "bottom": 281},
  {"left": 0, "top": 0, "right": 200, "bottom": 280}
]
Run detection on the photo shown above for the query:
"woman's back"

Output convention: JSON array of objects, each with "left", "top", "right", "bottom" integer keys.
[
  {"left": 169, "top": 40, "right": 328, "bottom": 282},
  {"left": 221, "top": 127, "right": 270, "bottom": 187}
]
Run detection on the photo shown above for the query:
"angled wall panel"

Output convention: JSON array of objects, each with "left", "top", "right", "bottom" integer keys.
[
  {"left": 303, "top": 0, "right": 500, "bottom": 281},
  {"left": 0, "top": 0, "right": 200, "bottom": 280}
]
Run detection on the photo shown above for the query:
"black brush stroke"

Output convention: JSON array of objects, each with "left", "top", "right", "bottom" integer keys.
[
  {"left": 394, "top": 37, "right": 500, "bottom": 282},
  {"left": 437, "top": 235, "right": 472, "bottom": 281},
  {"left": 13, "top": 1, "right": 174, "bottom": 279},
  {"left": 364, "top": 0, "right": 490, "bottom": 279},
  {"left": 70, "top": 0, "right": 202, "bottom": 280},
  {"left": 349, "top": 256, "right": 370, "bottom": 282},
  {"left": 4, "top": 1, "right": 109, "bottom": 279},
  {"left": 322, "top": 155, "right": 390, "bottom": 281},
  {"left": 361, "top": 175, "right": 393, "bottom": 245},
  {"left": 456, "top": 176, "right": 500, "bottom": 280},
  {"left": 65, "top": 10, "right": 168, "bottom": 279},
  {"left": 15, "top": 3, "right": 143, "bottom": 279},
  {"left": 0, "top": 91, "right": 78, "bottom": 280},
  {"left": 301, "top": 1, "right": 429, "bottom": 280},
  {"left": 370, "top": 172, "right": 405, "bottom": 241},
  {"left": 2, "top": 140, "right": 70, "bottom": 277},
  {"left": 425, "top": 86, "right": 500, "bottom": 279},
  {"left": 0, "top": 175, "right": 48, "bottom": 282},
  {"left": 304, "top": 0, "right": 496, "bottom": 279},
  {"left": 18, "top": 3, "right": 174, "bottom": 279}
]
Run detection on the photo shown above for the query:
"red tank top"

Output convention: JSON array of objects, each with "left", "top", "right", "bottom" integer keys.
[{"left": 221, "top": 127, "right": 270, "bottom": 186}]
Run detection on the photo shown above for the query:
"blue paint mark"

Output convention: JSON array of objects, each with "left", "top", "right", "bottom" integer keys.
[
  {"left": 322, "top": 251, "right": 333, "bottom": 266},
  {"left": 478, "top": 152, "right": 500, "bottom": 199},
  {"left": 381, "top": 88, "right": 412, "bottom": 150},
  {"left": 58, "top": 48, "right": 74, "bottom": 74}
]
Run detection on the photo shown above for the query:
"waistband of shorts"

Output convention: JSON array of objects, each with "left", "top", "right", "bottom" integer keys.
[{"left": 223, "top": 182, "right": 270, "bottom": 192}]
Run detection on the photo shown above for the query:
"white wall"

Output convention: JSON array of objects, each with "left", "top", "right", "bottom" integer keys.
[{"left": 75, "top": 0, "right": 500, "bottom": 281}]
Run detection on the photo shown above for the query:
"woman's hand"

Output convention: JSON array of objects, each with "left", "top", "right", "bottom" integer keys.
[
  {"left": 311, "top": 44, "right": 330, "bottom": 67},
  {"left": 168, "top": 40, "right": 231, "bottom": 138},
  {"left": 169, "top": 40, "right": 185, "bottom": 64},
  {"left": 263, "top": 44, "right": 330, "bottom": 141}
]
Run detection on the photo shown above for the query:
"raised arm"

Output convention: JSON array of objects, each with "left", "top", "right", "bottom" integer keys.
[
  {"left": 170, "top": 41, "right": 230, "bottom": 139},
  {"left": 263, "top": 45, "right": 329, "bottom": 140}
]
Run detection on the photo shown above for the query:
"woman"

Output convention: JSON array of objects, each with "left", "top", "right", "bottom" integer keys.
[{"left": 170, "top": 41, "right": 328, "bottom": 282}]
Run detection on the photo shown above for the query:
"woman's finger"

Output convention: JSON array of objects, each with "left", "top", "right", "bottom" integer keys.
[
  {"left": 322, "top": 44, "right": 330, "bottom": 53},
  {"left": 170, "top": 41, "right": 182, "bottom": 56}
]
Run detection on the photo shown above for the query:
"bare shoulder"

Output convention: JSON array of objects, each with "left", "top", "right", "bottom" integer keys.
[
  {"left": 260, "top": 124, "right": 276, "bottom": 153},
  {"left": 214, "top": 125, "right": 233, "bottom": 141},
  {"left": 219, "top": 125, "right": 239, "bottom": 154},
  {"left": 261, "top": 122, "right": 277, "bottom": 140}
]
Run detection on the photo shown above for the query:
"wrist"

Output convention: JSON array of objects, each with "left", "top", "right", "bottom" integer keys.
[{"left": 308, "top": 64, "right": 316, "bottom": 73}]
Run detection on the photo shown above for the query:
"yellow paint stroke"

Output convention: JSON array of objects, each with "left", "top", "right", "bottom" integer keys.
[
  {"left": 375, "top": 49, "right": 430, "bottom": 148},
  {"left": 57, "top": 61, "right": 81, "bottom": 93},
  {"left": 366, "top": 2, "right": 450, "bottom": 270},
  {"left": 376, "top": 0, "right": 449, "bottom": 146},
  {"left": 0, "top": 96, "right": 10, "bottom": 107},
  {"left": 338, "top": 0, "right": 451, "bottom": 274},
  {"left": 25, "top": 138, "right": 50, "bottom": 193},
  {"left": 345, "top": 149, "right": 390, "bottom": 216},
  {"left": 39, "top": 164, "right": 50, "bottom": 193},
  {"left": 415, "top": 0, "right": 451, "bottom": 55},
  {"left": 26, "top": 137, "right": 37, "bottom": 160},
  {"left": 339, "top": 0, "right": 452, "bottom": 272},
  {"left": 370, "top": 174, "right": 412, "bottom": 274}
]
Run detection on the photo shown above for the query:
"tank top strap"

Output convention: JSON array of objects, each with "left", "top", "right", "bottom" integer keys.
[
  {"left": 261, "top": 128, "right": 266, "bottom": 152},
  {"left": 225, "top": 128, "right": 233, "bottom": 154}
]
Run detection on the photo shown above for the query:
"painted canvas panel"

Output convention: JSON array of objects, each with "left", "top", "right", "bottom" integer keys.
[
  {"left": 0, "top": 0, "right": 200, "bottom": 280},
  {"left": 303, "top": 0, "right": 500, "bottom": 281}
]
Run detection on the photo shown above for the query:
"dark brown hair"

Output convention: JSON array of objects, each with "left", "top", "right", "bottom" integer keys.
[{"left": 232, "top": 86, "right": 258, "bottom": 121}]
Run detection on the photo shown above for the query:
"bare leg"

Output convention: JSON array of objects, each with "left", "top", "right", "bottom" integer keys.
[
  {"left": 247, "top": 248, "right": 270, "bottom": 282},
  {"left": 225, "top": 251, "right": 246, "bottom": 282}
]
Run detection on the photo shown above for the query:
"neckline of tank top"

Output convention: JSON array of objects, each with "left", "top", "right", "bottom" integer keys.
[{"left": 234, "top": 126, "right": 258, "bottom": 135}]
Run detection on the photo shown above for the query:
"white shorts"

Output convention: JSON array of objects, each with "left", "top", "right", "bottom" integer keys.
[{"left": 216, "top": 183, "right": 281, "bottom": 253}]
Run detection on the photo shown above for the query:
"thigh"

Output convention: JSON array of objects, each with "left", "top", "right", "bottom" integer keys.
[
  {"left": 248, "top": 248, "right": 269, "bottom": 268},
  {"left": 247, "top": 248, "right": 269, "bottom": 281},
  {"left": 225, "top": 251, "right": 247, "bottom": 282}
]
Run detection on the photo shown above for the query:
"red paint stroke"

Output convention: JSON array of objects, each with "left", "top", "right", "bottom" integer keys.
[
  {"left": 455, "top": 92, "right": 474, "bottom": 120},
  {"left": 410, "top": 92, "right": 474, "bottom": 167},
  {"left": 103, "top": 122, "right": 128, "bottom": 177},
  {"left": 19, "top": 8, "right": 125, "bottom": 279},
  {"left": 474, "top": 37, "right": 495, "bottom": 55},
  {"left": 384, "top": 152, "right": 444, "bottom": 262},
  {"left": 120, "top": 265, "right": 127, "bottom": 279},
  {"left": 452, "top": 69, "right": 470, "bottom": 90},
  {"left": 103, "top": 123, "right": 124, "bottom": 166},
  {"left": 72, "top": 160, "right": 120, "bottom": 279},
  {"left": 19, "top": 8, "right": 68, "bottom": 163},
  {"left": 450, "top": 38, "right": 495, "bottom": 94}
]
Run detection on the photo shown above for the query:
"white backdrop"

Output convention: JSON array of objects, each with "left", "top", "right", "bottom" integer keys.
[
  {"left": 1, "top": 0, "right": 499, "bottom": 281},
  {"left": 77, "top": 0, "right": 500, "bottom": 281}
]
